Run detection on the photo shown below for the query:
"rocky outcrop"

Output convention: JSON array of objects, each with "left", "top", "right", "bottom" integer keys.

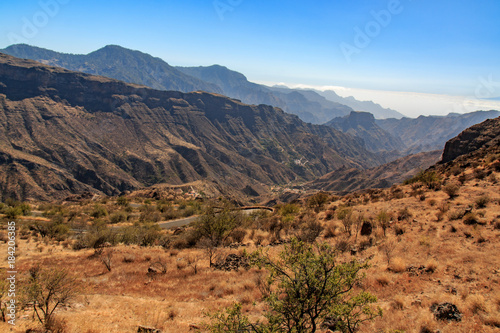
[
  {"left": 441, "top": 117, "right": 500, "bottom": 163},
  {"left": 0, "top": 53, "right": 383, "bottom": 201}
]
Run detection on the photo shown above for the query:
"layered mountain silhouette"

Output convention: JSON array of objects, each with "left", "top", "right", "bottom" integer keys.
[
  {"left": 325, "top": 111, "right": 405, "bottom": 153},
  {"left": 376, "top": 111, "right": 500, "bottom": 154},
  {"left": 1, "top": 44, "right": 401, "bottom": 124},
  {"left": 1, "top": 44, "right": 223, "bottom": 94},
  {"left": 177, "top": 66, "right": 353, "bottom": 124},
  {"left": 0, "top": 53, "right": 385, "bottom": 201},
  {"left": 312, "top": 89, "right": 404, "bottom": 119}
]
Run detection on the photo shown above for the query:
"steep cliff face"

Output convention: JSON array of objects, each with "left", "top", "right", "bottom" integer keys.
[
  {"left": 326, "top": 111, "right": 406, "bottom": 153},
  {"left": 441, "top": 117, "right": 500, "bottom": 163},
  {"left": 0, "top": 53, "right": 383, "bottom": 200}
]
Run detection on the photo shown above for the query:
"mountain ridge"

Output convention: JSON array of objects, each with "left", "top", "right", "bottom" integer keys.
[{"left": 0, "top": 52, "right": 384, "bottom": 201}]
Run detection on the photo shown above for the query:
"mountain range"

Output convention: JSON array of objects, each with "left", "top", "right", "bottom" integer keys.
[
  {"left": 0, "top": 44, "right": 402, "bottom": 124},
  {"left": 1, "top": 45, "right": 499, "bottom": 202},
  {"left": 0, "top": 52, "right": 386, "bottom": 201},
  {"left": 376, "top": 110, "right": 500, "bottom": 154}
]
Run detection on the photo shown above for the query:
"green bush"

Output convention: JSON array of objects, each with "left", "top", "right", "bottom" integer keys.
[
  {"left": 208, "top": 239, "right": 381, "bottom": 332},
  {"left": 194, "top": 204, "right": 243, "bottom": 247},
  {"left": 90, "top": 205, "right": 108, "bottom": 218},
  {"left": 109, "top": 211, "right": 128, "bottom": 224},
  {"left": 405, "top": 171, "right": 441, "bottom": 190},
  {"left": 307, "top": 192, "right": 330, "bottom": 212},
  {"left": 4, "top": 206, "right": 22, "bottom": 220}
]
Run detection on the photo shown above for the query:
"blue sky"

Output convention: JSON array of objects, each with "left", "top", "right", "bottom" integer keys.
[{"left": 1, "top": 0, "right": 499, "bottom": 115}]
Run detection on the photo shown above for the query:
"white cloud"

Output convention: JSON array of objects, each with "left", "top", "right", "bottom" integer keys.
[{"left": 258, "top": 81, "right": 500, "bottom": 118}]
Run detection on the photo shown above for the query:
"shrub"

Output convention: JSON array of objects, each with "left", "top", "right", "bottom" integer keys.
[
  {"left": 473, "top": 168, "right": 486, "bottom": 180},
  {"left": 443, "top": 183, "right": 460, "bottom": 199},
  {"left": 337, "top": 207, "right": 353, "bottom": 236},
  {"left": 208, "top": 239, "right": 382, "bottom": 332},
  {"left": 194, "top": 204, "right": 243, "bottom": 248},
  {"left": 29, "top": 217, "right": 70, "bottom": 241},
  {"left": 90, "top": 204, "right": 108, "bottom": 218},
  {"left": 448, "top": 209, "right": 466, "bottom": 220},
  {"left": 229, "top": 228, "right": 247, "bottom": 243},
  {"left": 116, "top": 196, "right": 129, "bottom": 207},
  {"left": 297, "top": 218, "right": 323, "bottom": 243},
  {"left": 280, "top": 203, "right": 300, "bottom": 217},
  {"left": 307, "top": 192, "right": 330, "bottom": 212},
  {"left": 4, "top": 206, "right": 22, "bottom": 220},
  {"left": 405, "top": 171, "right": 441, "bottom": 190},
  {"left": 73, "top": 220, "right": 116, "bottom": 253},
  {"left": 377, "top": 210, "right": 391, "bottom": 236},
  {"left": 22, "top": 266, "right": 79, "bottom": 328},
  {"left": 463, "top": 212, "right": 479, "bottom": 225},
  {"left": 109, "top": 211, "right": 128, "bottom": 224},
  {"left": 398, "top": 207, "right": 412, "bottom": 221},
  {"left": 475, "top": 195, "right": 490, "bottom": 208}
]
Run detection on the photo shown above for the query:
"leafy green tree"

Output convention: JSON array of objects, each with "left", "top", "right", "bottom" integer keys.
[
  {"left": 307, "top": 192, "right": 330, "bottom": 212},
  {"left": 208, "top": 239, "right": 382, "bottom": 332},
  {"left": 195, "top": 203, "right": 243, "bottom": 248}
]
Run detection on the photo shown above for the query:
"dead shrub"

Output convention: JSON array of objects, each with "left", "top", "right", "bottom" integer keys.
[
  {"left": 122, "top": 254, "right": 136, "bottom": 263},
  {"left": 388, "top": 257, "right": 406, "bottom": 273},
  {"left": 463, "top": 212, "right": 479, "bottom": 225},
  {"left": 443, "top": 183, "right": 460, "bottom": 199},
  {"left": 323, "top": 226, "right": 337, "bottom": 238},
  {"left": 473, "top": 168, "right": 487, "bottom": 180},
  {"left": 229, "top": 228, "right": 247, "bottom": 243},
  {"left": 475, "top": 195, "right": 490, "bottom": 208},
  {"left": 468, "top": 294, "right": 487, "bottom": 314},
  {"left": 425, "top": 258, "right": 438, "bottom": 273}
]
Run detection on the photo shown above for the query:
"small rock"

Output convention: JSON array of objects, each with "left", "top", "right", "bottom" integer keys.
[
  {"left": 360, "top": 221, "right": 373, "bottom": 236},
  {"left": 148, "top": 266, "right": 160, "bottom": 274},
  {"left": 137, "top": 325, "right": 162, "bottom": 333},
  {"left": 189, "top": 323, "right": 200, "bottom": 330},
  {"left": 430, "top": 302, "right": 462, "bottom": 322}
]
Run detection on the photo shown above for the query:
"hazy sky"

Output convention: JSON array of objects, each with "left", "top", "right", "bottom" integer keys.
[{"left": 1, "top": 0, "right": 499, "bottom": 117}]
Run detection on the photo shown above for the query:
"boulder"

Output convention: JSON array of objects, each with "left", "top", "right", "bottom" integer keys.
[
  {"left": 430, "top": 302, "right": 462, "bottom": 321},
  {"left": 360, "top": 221, "right": 373, "bottom": 236}
]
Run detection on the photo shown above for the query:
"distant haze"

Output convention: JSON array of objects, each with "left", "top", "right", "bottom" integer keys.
[{"left": 262, "top": 82, "right": 500, "bottom": 118}]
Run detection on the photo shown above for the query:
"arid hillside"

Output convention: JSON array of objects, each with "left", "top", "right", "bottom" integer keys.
[{"left": 0, "top": 116, "right": 499, "bottom": 333}]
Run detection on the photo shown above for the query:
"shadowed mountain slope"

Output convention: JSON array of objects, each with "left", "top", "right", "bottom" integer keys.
[
  {"left": 0, "top": 53, "right": 384, "bottom": 201},
  {"left": 376, "top": 111, "right": 500, "bottom": 154},
  {"left": 305, "top": 151, "right": 441, "bottom": 194},
  {"left": 177, "top": 65, "right": 354, "bottom": 124},
  {"left": 325, "top": 111, "right": 406, "bottom": 153},
  {"left": 441, "top": 116, "right": 500, "bottom": 164}
]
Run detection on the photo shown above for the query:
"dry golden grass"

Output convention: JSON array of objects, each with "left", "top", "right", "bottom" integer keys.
[{"left": 1, "top": 167, "right": 499, "bottom": 332}]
